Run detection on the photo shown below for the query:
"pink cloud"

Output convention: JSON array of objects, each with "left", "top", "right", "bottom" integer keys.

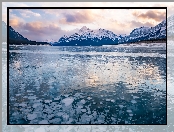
[
  {"left": 132, "top": 10, "right": 166, "bottom": 22},
  {"left": 60, "top": 10, "right": 96, "bottom": 24}
]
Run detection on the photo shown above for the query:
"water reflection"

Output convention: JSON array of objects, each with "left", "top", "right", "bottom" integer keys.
[{"left": 9, "top": 45, "right": 166, "bottom": 124}]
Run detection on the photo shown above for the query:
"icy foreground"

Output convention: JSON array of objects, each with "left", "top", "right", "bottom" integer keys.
[{"left": 9, "top": 44, "right": 166, "bottom": 124}]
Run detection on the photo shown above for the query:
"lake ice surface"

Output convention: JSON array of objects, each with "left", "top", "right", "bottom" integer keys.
[{"left": 9, "top": 43, "right": 166, "bottom": 124}]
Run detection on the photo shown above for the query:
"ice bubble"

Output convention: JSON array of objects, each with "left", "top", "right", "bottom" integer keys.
[
  {"left": 133, "top": 96, "right": 139, "bottom": 99},
  {"left": 64, "top": 94, "right": 69, "bottom": 97},
  {"left": 44, "top": 100, "right": 52, "bottom": 103},
  {"left": 54, "top": 97, "right": 60, "bottom": 100},
  {"left": 127, "top": 110, "right": 132, "bottom": 113},
  {"left": 131, "top": 100, "right": 137, "bottom": 104},
  {"left": 62, "top": 97, "right": 74, "bottom": 106},
  {"left": 105, "top": 109, "right": 109, "bottom": 112},
  {"left": 14, "top": 103, "right": 19, "bottom": 106},
  {"left": 87, "top": 97, "right": 92, "bottom": 100},
  {"left": 10, "top": 97, "right": 16, "bottom": 101},
  {"left": 125, "top": 121, "right": 128, "bottom": 124},
  {"left": 47, "top": 114, "right": 55, "bottom": 119},
  {"left": 12, "top": 112, "right": 19, "bottom": 116},
  {"left": 119, "top": 105, "right": 124, "bottom": 108},
  {"left": 27, "top": 90, "right": 33, "bottom": 93},
  {"left": 19, "top": 103, "right": 27, "bottom": 107},
  {"left": 28, "top": 96, "right": 37, "bottom": 100},
  {"left": 57, "top": 112, "right": 63, "bottom": 116},
  {"left": 81, "top": 109, "right": 86, "bottom": 112},
  {"left": 129, "top": 114, "right": 133, "bottom": 116},
  {"left": 111, "top": 99, "right": 115, "bottom": 102},
  {"left": 33, "top": 103, "right": 41, "bottom": 108},
  {"left": 106, "top": 99, "right": 110, "bottom": 101},
  {"left": 15, "top": 94, "right": 21, "bottom": 96},
  {"left": 27, "top": 113, "right": 37, "bottom": 120},
  {"left": 74, "top": 93, "right": 82, "bottom": 97},
  {"left": 38, "top": 120, "right": 49, "bottom": 124},
  {"left": 80, "top": 99, "right": 86, "bottom": 104}
]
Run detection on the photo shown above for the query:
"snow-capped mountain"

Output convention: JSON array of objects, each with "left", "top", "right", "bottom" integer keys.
[
  {"left": 119, "top": 20, "right": 166, "bottom": 43},
  {"left": 44, "top": 38, "right": 57, "bottom": 44},
  {"left": 53, "top": 26, "right": 120, "bottom": 46},
  {"left": 53, "top": 20, "right": 166, "bottom": 46}
]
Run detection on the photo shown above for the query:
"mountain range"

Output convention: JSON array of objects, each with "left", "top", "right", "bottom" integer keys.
[
  {"left": 2, "top": 18, "right": 167, "bottom": 46},
  {"left": 52, "top": 20, "right": 166, "bottom": 46}
]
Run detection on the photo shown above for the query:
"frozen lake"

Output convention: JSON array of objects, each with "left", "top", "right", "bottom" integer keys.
[{"left": 9, "top": 43, "right": 166, "bottom": 124}]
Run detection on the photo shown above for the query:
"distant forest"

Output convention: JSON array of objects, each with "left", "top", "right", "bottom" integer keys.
[
  {"left": 130, "top": 38, "right": 166, "bottom": 44},
  {"left": 8, "top": 38, "right": 50, "bottom": 45}
]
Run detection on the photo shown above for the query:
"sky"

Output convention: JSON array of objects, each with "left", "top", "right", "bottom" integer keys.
[{"left": 2, "top": 2, "right": 172, "bottom": 42}]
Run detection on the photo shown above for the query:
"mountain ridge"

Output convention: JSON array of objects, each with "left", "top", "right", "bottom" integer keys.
[
  {"left": 52, "top": 19, "right": 166, "bottom": 46},
  {"left": 2, "top": 21, "right": 50, "bottom": 45},
  {"left": 2, "top": 18, "right": 167, "bottom": 45}
]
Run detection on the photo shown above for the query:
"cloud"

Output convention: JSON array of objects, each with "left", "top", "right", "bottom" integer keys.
[
  {"left": 132, "top": 10, "right": 166, "bottom": 22},
  {"left": 21, "top": 21, "right": 62, "bottom": 41},
  {"left": 60, "top": 10, "right": 95, "bottom": 24},
  {"left": 130, "top": 20, "right": 154, "bottom": 28},
  {"left": 9, "top": 20, "right": 76, "bottom": 42},
  {"left": 9, "top": 19, "right": 20, "bottom": 28},
  {"left": 9, "top": 13, "right": 25, "bottom": 28},
  {"left": 21, "top": 10, "right": 41, "bottom": 17},
  {"left": 12, "top": 9, "right": 41, "bottom": 18}
]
